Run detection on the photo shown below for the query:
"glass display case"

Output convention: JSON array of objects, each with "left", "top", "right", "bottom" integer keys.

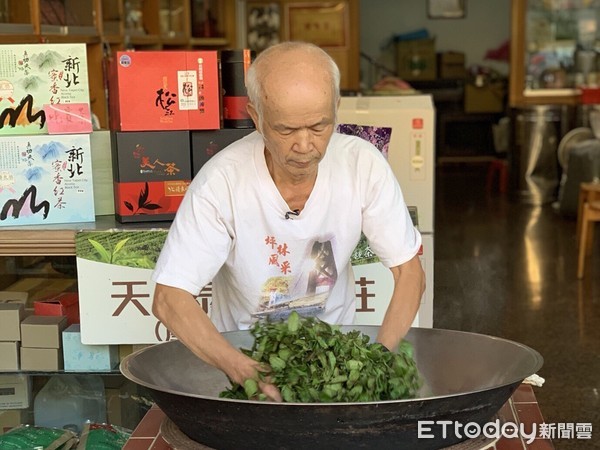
[
  {"left": 39, "top": 0, "right": 97, "bottom": 35},
  {"left": 0, "top": 250, "right": 150, "bottom": 434},
  {"left": 0, "top": 1, "right": 34, "bottom": 34},
  {"left": 510, "top": 0, "right": 600, "bottom": 106}
]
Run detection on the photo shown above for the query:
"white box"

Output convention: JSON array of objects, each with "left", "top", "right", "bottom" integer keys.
[
  {"left": 0, "top": 408, "right": 30, "bottom": 434},
  {"left": 0, "top": 342, "right": 19, "bottom": 371},
  {"left": 0, "top": 375, "right": 31, "bottom": 409},
  {"left": 77, "top": 230, "right": 169, "bottom": 345},
  {"left": 20, "top": 347, "right": 63, "bottom": 371},
  {"left": 0, "top": 292, "right": 28, "bottom": 306},
  {"left": 353, "top": 233, "right": 434, "bottom": 328},
  {"left": 0, "top": 304, "right": 24, "bottom": 341},
  {"left": 63, "top": 324, "right": 119, "bottom": 371},
  {"left": 90, "top": 130, "right": 115, "bottom": 216},
  {"left": 338, "top": 95, "right": 435, "bottom": 233},
  {"left": 0, "top": 134, "right": 95, "bottom": 227}
]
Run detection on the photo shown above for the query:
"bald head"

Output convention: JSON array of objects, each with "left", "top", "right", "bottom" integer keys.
[{"left": 246, "top": 42, "right": 341, "bottom": 128}]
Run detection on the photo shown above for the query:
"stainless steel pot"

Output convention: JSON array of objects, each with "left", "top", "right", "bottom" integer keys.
[{"left": 121, "top": 327, "right": 543, "bottom": 449}]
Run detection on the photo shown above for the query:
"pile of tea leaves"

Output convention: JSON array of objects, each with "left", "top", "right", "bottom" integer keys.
[{"left": 219, "top": 311, "right": 422, "bottom": 402}]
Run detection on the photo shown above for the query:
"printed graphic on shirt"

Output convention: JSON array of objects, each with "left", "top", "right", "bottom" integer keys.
[
  {"left": 337, "top": 123, "right": 392, "bottom": 266},
  {"left": 254, "top": 237, "right": 338, "bottom": 321}
]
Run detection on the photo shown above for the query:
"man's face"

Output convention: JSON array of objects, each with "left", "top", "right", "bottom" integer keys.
[{"left": 249, "top": 64, "right": 337, "bottom": 183}]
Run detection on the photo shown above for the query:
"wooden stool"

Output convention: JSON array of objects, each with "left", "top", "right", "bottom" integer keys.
[
  {"left": 486, "top": 158, "right": 508, "bottom": 194},
  {"left": 576, "top": 182, "right": 600, "bottom": 246},
  {"left": 577, "top": 199, "right": 600, "bottom": 279}
]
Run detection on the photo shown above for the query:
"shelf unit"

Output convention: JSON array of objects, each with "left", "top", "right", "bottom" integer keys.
[
  {"left": 0, "top": 216, "right": 163, "bottom": 431},
  {"left": 509, "top": 0, "right": 598, "bottom": 107},
  {"left": 0, "top": 215, "right": 171, "bottom": 256},
  {"left": 0, "top": 0, "right": 239, "bottom": 129}
]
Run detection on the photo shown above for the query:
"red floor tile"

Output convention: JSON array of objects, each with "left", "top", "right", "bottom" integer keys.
[
  {"left": 496, "top": 436, "right": 526, "bottom": 450},
  {"left": 150, "top": 434, "right": 173, "bottom": 450},
  {"left": 498, "top": 400, "right": 518, "bottom": 423},
  {"left": 512, "top": 385, "right": 538, "bottom": 404},
  {"left": 514, "top": 404, "right": 546, "bottom": 430},
  {"left": 526, "top": 439, "right": 554, "bottom": 449},
  {"left": 123, "top": 438, "right": 156, "bottom": 450},
  {"left": 131, "top": 409, "right": 167, "bottom": 438}
]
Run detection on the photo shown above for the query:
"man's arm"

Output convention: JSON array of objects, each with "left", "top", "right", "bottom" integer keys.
[
  {"left": 376, "top": 255, "right": 425, "bottom": 350},
  {"left": 152, "top": 283, "right": 281, "bottom": 401}
]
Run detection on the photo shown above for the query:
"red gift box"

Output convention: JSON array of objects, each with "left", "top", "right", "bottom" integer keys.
[
  {"left": 581, "top": 87, "right": 600, "bottom": 105},
  {"left": 34, "top": 292, "right": 80, "bottom": 326},
  {"left": 109, "top": 50, "right": 221, "bottom": 131}
]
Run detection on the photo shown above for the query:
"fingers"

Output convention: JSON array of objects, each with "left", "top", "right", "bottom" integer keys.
[
  {"left": 255, "top": 365, "right": 282, "bottom": 402},
  {"left": 258, "top": 380, "right": 282, "bottom": 402}
]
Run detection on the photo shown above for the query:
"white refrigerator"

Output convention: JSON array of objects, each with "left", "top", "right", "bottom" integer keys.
[{"left": 339, "top": 95, "right": 435, "bottom": 328}]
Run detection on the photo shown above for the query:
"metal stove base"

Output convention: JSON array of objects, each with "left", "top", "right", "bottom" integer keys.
[{"left": 160, "top": 417, "right": 499, "bottom": 450}]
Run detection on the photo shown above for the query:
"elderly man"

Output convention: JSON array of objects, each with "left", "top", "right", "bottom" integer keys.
[{"left": 151, "top": 41, "right": 425, "bottom": 400}]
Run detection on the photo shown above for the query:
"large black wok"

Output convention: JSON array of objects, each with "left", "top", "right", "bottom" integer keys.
[{"left": 121, "top": 327, "right": 543, "bottom": 449}]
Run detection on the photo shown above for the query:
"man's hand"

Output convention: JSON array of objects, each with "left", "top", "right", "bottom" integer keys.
[
  {"left": 153, "top": 284, "right": 282, "bottom": 401},
  {"left": 226, "top": 352, "right": 282, "bottom": 402}
]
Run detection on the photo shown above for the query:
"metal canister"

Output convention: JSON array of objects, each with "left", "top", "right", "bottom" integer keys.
[{"left": 220, "top": 49, "right": 255, "bottom": 129}]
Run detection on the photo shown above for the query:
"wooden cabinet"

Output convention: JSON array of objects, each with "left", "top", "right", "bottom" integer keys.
[
  {"left": 240, "top": 0, "right": 360, "bottom": 91},
  {"left": 509, "top": 0, "right": 597, "bottom": 107},
  {"left": 0, "top": 1, "right": 239, "bottom": 129}
]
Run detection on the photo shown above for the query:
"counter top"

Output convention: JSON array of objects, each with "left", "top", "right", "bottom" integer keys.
[{"left": 122, "top": 384, "right": 554, "bottom": 450}]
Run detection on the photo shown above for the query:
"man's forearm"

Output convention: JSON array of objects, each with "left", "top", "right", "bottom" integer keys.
[
  {"left": 152, "top": 283, "right": 249, "bottom": 381},
  {"left": 376, "top": 255, "right": 425, "bottom": 350}
]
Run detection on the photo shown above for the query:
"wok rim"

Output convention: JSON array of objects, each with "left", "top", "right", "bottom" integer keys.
[{"left": 120, "top": 326, "right": 544, "bottom": 407}]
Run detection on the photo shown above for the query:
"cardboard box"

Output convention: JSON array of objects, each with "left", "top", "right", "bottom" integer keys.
[
  {"left": 109, "top": 51, "right": 220, "bottom": 131},
  {"left": 34, "top": 292, "right": 79, "bottom": 326},
  {"left": 0, "top": 304, "right": 24, "bottom": 341},
  {"left": 4, "top": 278, "right": 77, "bottom": 304},
  {"left": 62, "top": 324, "right": 119, "bottom": 371},
  {"left": 437, "top": 52, "right": 466, "bottom": 79},
  {"left": 111, "top": 131, "right": 192, "bottom": 223},
  {"left": 20, "top": 315, "right": 67, "bottom": 349},
  {"left": 0, "top": 292, "right": 28, "bottom": 306},
  {"left": 0, "top": 134, "right": 95, "bottom": 227},
  {"left": 91, "top": 130, "right": 115, "bottom": 216},
  {"left": 0, "top": 342, "right": 19, "bottom": 371},
  {"left": 464, "top": 82, "right": 506, "bottom": 113},
  {"left": 105, "top": 380, "right": 144, "bottom": 429},
  {"left": 396, "top": 38, "right": 436, "bottom": 81},
  {"left": 20, "top": 347, "right": 63, "bottom": 371},
  {"left": 191, "top": 129, "right": 255, "bottom": 176},
  {"left": 0, "top": 44, "right": 90, "bottom": 136},
  {"left": 118, "top": 345, "right": 133, "bottom": 362},
  {"left": 0, "top": 408, "right": 30, "bottom": 434},
  {"left": 0, "top": 375, "right": 31, "bottom": 409}
]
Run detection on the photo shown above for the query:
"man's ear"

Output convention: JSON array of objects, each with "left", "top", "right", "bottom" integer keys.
[{"left": 246, "top": 102, "right": 260, "bottom": 132}]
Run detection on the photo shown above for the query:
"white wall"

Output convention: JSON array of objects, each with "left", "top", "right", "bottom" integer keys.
[{"left": 359, "top": 0, "right": 511, "bottom": 88}]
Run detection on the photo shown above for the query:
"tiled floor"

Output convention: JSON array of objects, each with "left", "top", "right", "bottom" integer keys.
[{"left": 434, "top": 164, "right": 600, "bottom": 450}]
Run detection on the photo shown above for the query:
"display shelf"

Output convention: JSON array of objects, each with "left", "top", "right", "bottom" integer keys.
[
  {"left": 509, "top": 0, "right": 596, "bottom": 107},
  {"left": 0, "top": 368, "right": 122, "bottom": 376},
  {"left": 188, "top": 36, "right": 229, "bottom": 47},
  {"left": 40, "top": 33, "right": 101, "bottom": 44},
  {"left": 0, "top": 0, "right": 241, "bottom": 128},
  {"left": 0, "top": 215, "right": 172, "bottom": 257}
]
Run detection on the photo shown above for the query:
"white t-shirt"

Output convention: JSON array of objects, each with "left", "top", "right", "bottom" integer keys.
[{"left": 152, "top": 131, "right": 421, "bottom": 331}]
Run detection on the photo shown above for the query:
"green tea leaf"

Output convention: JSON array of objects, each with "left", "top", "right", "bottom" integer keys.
[{"left": 243, "top": 379, "right": 258, "bottom": 398}]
